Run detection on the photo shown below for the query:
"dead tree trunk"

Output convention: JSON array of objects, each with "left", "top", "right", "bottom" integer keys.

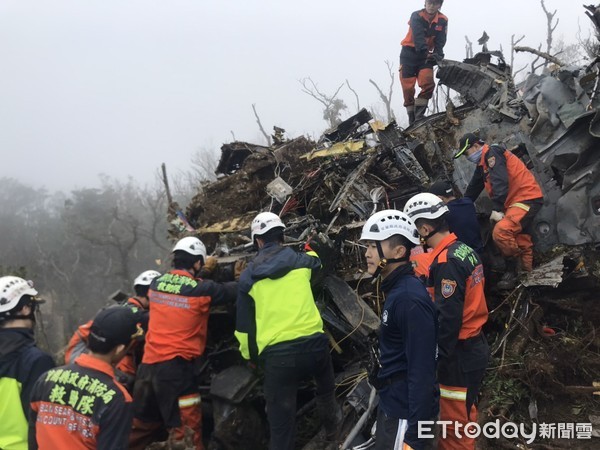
[
  {"left": 252, "top": 104, "right": 272, "bottom": 146},
  {"left": 540, "top": 0, "right": 559, "bottom": 65}
]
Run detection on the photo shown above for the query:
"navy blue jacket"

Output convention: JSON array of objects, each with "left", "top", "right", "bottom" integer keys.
[
  {"left": 446, "top": 198, "right": 484, "bottom": 256},
  {"left": 0, "top": 328, "right": 55, "bottom": 449},
  {"left": 378, "top": 264, "right": 438, "bottom": 449}
]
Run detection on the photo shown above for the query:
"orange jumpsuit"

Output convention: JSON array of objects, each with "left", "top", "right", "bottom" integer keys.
[
  {"left": 400, "top": 9, "right": 448, "bottom": 108},
  {"left": 427, "top": 233, "right": 489, "bottom": 450},
  {"left": 465, "top": 144, "right": 543, "bottom": 271}
]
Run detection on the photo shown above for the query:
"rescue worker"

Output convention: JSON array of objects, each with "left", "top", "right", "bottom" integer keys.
[
  {"left": 404, "top": 193, "right": 489, "bottom": 450},
  {"left": 428, "top": 180, "right": 484, "bottom": 256},
  {"left": 235, "top": 212, "right": 341, "bottom": 450},
  {"left": 0, "top": 276, "right": 55, "bottom": 450},
  {"left": 63, "top": 269, "right": 160, "bottom": 390},
  {"left": 29, "top": 306, "right": 143, "bottom": 450},
  {"left": 132, "top": 237, "right": 237, "bottom": 450},
  {"left": 359, "top": 210, "right": 438, "bottom": 450},
  {"left": 400, "top": 0, "right": 448, "bottom": 124},
  {"left": 455, "top": 133, "right": 544, "bottom": 289}
]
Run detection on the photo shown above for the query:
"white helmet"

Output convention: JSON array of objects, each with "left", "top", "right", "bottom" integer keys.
[
  {"left": 0, "top": 276, "right": 38, "bottom": 314},
  {"left": 360, "top": 209, "right": 420, "bottom": 245},
  {"left": 251, "top": 212, "right": 286, "bottom": 241},
  {"left": 403, "top": 193, "right": 449, "bottom": 221},
  {"left": 173, "top": 236, "right": 207, "bottom": 259},
  {"left": 133, "top": 270, "right": 161, "bottom": 287}
]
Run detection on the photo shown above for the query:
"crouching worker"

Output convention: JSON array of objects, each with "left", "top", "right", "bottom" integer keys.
[
  {"left": 360, "top": 210, "right": 438, "bottom": 450},
  {"left": 131, "top": 237, "right": 238, "bottom": 450},
  {"left": 235, "top": 212, "right": 342, "bottom": 450},
  {"left": 29, "top": 307, "right": 143, "bottom": 450}
]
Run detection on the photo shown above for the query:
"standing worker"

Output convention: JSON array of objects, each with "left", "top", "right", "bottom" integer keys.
[
  {"left": 29, "top": 307, "right": 143, "bottom": 450},
  {"left": 131, "top": 237, "right": 237, "bottom": 450},
  {"left": 455, "top": 133, "right": 543, "bottom": 289},
  {"left": 400, "top": 0, "right": 448, "bottom": 124},
  {"left": 235, "top": 212, "right": 341, "bottom": 450},
  {"left": 428, "top": 180, "right": 484, "bottom": 256},
  {"left": 0, "top": 276, "right": 55, "bottom": 450},
  {"left": 63, "top": 269, "right": 160, "bottom": 391},
  {"left": 405, "top": 193, "right": 489, "bottom": 450},
  {"left": 360, "top": 210, "right": 438, "bottom": 450}
]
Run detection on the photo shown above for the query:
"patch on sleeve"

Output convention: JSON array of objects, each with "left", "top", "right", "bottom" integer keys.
[
  {"left": 441, "top": 279, "right": 457, "bottom": 298},
  {"left": 487, "top": 156, "right": 496, "bottom": 168}
]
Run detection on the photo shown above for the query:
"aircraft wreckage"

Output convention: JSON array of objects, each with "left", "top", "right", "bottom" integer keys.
[{"left": 162, "top": 24, "right": 600, "bottom": 450}]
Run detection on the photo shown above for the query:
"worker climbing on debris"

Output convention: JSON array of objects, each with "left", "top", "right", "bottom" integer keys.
[
  {"left": 428, "top": 180, "right": 484, "bottom": 256},
  {"left": 405, "top": 193, "right": 489, "bottom": 450},
  {"left": 455, "top": 133, "right": 544, "bottom": 289},
  {"left": 64, "top": 269, "right": 160, "bottom": 391},
  {"left": 359, "top": 210, "right": 438, "bottom": 450},
  {"left": 0, "top": 276, "right": 55, "bottom": 450},
  {"left": 131, "top": 237, "right": 238, "bottom": 450},
  {"left": 400, "top": 0, "right": 448, "bottom": 125},
  {"left": 235, "top": 212, "right": 342, "bottom": 450},
  {"left": 29, "top": 306, "right": 143, "bottom": 450}
]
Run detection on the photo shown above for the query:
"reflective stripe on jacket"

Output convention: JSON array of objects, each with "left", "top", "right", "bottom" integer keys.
[
  {"left": 235, "top": 243, "right": 324, "bottom": 361},
  {"left": 465, "top": 144, "right": 543, "bottom": 211},
  {"left": 427, "top": 234, "right": 488, "bottom": 362}
]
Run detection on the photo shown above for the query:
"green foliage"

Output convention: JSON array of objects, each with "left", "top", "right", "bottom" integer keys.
[{"left": 484, "top": 365, "right": 528, "bottom": 414}]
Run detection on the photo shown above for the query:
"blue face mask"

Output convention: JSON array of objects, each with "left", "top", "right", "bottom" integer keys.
[{"left": 467, "top": 148, "right": 482, "bottom": 163}]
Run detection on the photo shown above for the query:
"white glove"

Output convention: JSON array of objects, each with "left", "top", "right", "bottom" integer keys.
[{"left": 490, "top": 210, "right": 505, "bottom": 222}]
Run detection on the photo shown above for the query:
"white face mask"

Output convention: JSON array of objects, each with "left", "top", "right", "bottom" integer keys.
[{"left": 467, "top": 148, "right": 482, "bottom": 163}]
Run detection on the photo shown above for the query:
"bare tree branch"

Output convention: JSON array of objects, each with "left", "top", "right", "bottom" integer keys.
[
  {"left": 345, "top": 79, "right": 361, "bottom": 112},
  {"left": 368, "top": 61, "right": 396, "bottom": 123},
  {"left": 299, "top": 77, "right": 347, "bottom": 128},
  {"left": 540, "top": 0, "right": 559, "bottom": 65},
  {"left": 465, "top": 35, "right": 474, "bottom": 58},
  {"left": 515, "top": 45, "right": 564, "bottom": 66},
  {"left": 510, "top": 34, "right": 526, "bottom": 75},
  {"left": 252, "top": 104, "right": 272, "bottom": 146}
]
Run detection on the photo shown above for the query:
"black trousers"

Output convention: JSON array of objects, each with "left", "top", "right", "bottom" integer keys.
[{"left": 262, "top": 345, "right": 336, "bottom": 450}]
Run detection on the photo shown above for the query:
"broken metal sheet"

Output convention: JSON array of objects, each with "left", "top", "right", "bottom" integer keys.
[
  {"left": 195, "top": 214, "right": 255, "bottom": 234},
  {"left": 265, "top": 176, "right": 293, "bottom": 203},
  {"left": 301, "top": 140, "right": 367, "bottom": 161},
  {"left": 522, "top": 255, "right": 565, "bottom": 288},
  {"left": 210, "top": 365, "right": 259, "bottom": 404},
  {"left": 323, "top": 108, "right": 373, "bottom": 143},
  {"left": 216, "top": 142, "right": 271, "bottom": 175},
  {"left": 322, "top": 275, "right": 380, "bottom": 337},
  {"left": 393, "top": 146, "right": 430, "bottom": 186},
  {"left": 328, "top": 153, "right": 377, "bottom": 218}
]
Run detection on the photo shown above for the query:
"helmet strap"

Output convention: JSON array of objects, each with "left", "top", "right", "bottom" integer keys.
[
  {"left": 371, "top": 241, "right": 410, "bottom": 282},
  {"left": 421, "top": 223, "right": 442, "bottom": 242}
]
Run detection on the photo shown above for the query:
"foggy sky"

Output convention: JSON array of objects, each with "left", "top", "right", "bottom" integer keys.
[{"left": 0, "top": 0, "right": 588, "bottom": 192}]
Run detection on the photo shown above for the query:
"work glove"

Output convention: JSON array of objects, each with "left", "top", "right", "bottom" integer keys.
[
  {"left": 203, "top": 256, "right": 218, "bottom": 273},
  {"left": 234, "top": 259, "right": 247, "bottom": 281},
  {"left": 490, "top": 210, "right": 505, "bottom": 222}
]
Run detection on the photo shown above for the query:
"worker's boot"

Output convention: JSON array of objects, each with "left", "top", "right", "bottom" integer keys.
[
  {"left": 316, "top": 392, "right": 343, "bottom": 445},
  {"left": 406, "top": 106, "right": 416, "bottom": 125},
  {"left": 497, "top": 259, "right": 518, "bottom": 290},
  {"left": 414, "top": 99, "right": 428, "bottom": 121}
]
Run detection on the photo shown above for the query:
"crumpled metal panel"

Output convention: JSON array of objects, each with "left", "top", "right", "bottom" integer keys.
[
  {"left": 322, "top": 275, "right": 380, "bottom": 337},
  {"left": 437, "top": 60, "right": 498, "bottom": 105},
  {"left": 522, "top": 255, "right": 565, "bottom": 288}
]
